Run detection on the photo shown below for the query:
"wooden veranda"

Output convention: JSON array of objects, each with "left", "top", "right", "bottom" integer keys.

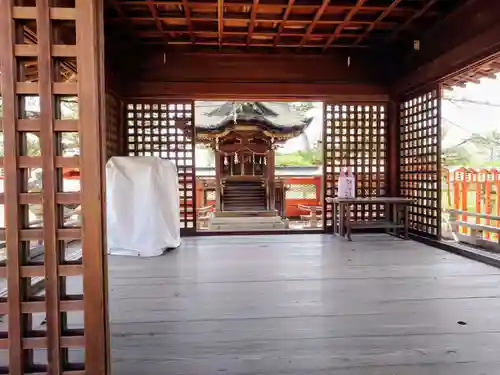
[{"left": 1, "top": 0, "right": 500, "bottom": 373}]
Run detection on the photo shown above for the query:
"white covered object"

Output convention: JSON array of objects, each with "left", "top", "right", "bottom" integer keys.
[
  {"left": 337, "top": 167, "right": 356, "bottom": 198},
  {"left": 106, "top": 156, "right": 181, "bottom": 257}
]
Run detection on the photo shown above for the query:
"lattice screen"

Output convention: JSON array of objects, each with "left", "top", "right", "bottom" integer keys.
[
  {"left": 126, "top": 101, "right": 196, "bottom": 232},
  {"left": 0, "top": 1, "right": 107, "bottom": 374},
  {"left": 324, "top": 103, "right": 387, "bottom": 228},
  {"left": 400, "top": 88, "right": 441, "bottom": 238},
  {"left": 286, "top": 184, "right": 317, "bottom": 199},
  {"left": 106, "top": 92, "right": 123, "bottom": 159}
]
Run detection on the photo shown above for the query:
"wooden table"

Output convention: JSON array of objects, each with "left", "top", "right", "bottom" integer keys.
[{"left": 329, "top": 197, "right": 413, "bottom": 241}]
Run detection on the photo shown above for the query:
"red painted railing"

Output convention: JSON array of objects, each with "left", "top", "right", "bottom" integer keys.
[{"left": 443, "top": 167, "right": 500, "bottom": 239}]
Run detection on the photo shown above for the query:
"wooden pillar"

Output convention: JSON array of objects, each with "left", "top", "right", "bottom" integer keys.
[
  {"left": 215, "top": 151, "right": 222, "bottom": 211},
  {"left": 268, "top": 150, "right": 276, "bottom": 211},
  {"left": 0, "top": 0, "right": 109, "bottom": 374},
  {"left": 387, "top": 99, "right": 400, "bottom": 198}
]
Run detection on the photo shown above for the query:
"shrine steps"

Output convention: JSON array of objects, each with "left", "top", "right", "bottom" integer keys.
[{"left": 223, "top": 179, "right": 267, "bottom": 211}]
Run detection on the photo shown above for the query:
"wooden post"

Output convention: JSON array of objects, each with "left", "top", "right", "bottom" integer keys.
[
  {"left": 76, "top": 0, "right": 109, "bottom": 374},
  {"left": 0, "top": 2, "right": 23, "bottom": 373},
  {"left": 268, "top": 150, "right": 276, "bottom": 211},
  {"left": 0, "top": 0, "right": 109, "bottom": 373},
  {"left": 215, "top": 151, "right": 222, "bottom": 211},
  {"left": 387, "top": 99, "right": 400, "bottom": 199}
]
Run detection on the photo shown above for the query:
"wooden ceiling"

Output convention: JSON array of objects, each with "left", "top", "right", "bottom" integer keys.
[{"left": 105, "top": 0, "right": 468, "bottom": 52}]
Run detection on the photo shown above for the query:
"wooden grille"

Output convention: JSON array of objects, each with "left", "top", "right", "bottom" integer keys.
[
  {"left": 324, "top": 103, "right": 387, "bottom": 228},
  {"left": 126, "top": 101, "right": 196, "bottom": 232},
  {"left": 286, "top": 184, "right": 317, "bottom": 199},
  {"left": 105, "top": 92, "right": 123, "bottom": 159},
  {"left": 0, "top": 1, "right": 108, "bottom": 374},
  {"left": 400, "top": 88, "right": 441, "bottom": 238}
]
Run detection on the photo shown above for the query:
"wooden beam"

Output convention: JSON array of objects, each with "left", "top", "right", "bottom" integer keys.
[
  {"left": 274, "top": 0, "right": 294, "bottom": 46},
  {"left": 37, "top": 0, "right": 62, "bottom": 373},
  {"left": 146, "top": 0, "right": 169, "bottom": 48},
  {"left": 299, "top": 0, "right": 329, "bottom": 48},
  {"left": 182, "top": 0, "right": 195, "bottom": 44},
  {"left": 127, "top": 81, "right": 388, "bottom": 100},
  {"left": 218, "top": 0, "right": 224, "bottom": 50},
  {"left": 387, "top": 0, "right": 438, "bottom": 42},
  {"left": 323, "top": 0, "right": 366, "bottom": 50},
  {"left": 109, "top": 14, "right": 399, "bottom": 26},
  {"left": 121, "top": 0, "right": 429, "bottom": 13},
  {"left": 138, "top": 29, "right": 370, "bottom": 38},
  {"left": 247, "top": 0, "right": 259, "bottom": 46},
  {"left": 107, "top": 0, "right": 140, "bottom": 44},
  {"left": 75, "top": 0, "right": 109, "bottom": 374},
  {"left": 353, "top": 0, "right": 402, "bottom": 45}
]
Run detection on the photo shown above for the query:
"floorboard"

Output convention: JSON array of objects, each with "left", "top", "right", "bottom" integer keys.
[{"left": 107, "top": 234, "right": 500, "bottom": 374}]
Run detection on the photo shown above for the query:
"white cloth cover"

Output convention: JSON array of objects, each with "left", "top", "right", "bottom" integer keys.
[
  {"left": 106, "top": 156, "right": 181, "bottom": 257},
  {"left": 337, "top": 167, "right": 356, "bottom": 198}
]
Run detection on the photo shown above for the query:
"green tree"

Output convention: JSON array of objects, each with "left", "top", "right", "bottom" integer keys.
[
  {"left": 276, "top": 149, "right": 322, "bottom": 166},
  {"left": 442, "top": 143, "right": 471, "bottom": 166}
]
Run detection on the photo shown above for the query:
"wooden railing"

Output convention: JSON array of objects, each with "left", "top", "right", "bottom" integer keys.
[{"left": 445, "top": 209, "right": 500, "bottom": 252}]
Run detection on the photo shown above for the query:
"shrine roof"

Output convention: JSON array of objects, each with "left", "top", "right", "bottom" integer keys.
[{"left": 195, "top": 101, "right": 313, "bottom": 134}]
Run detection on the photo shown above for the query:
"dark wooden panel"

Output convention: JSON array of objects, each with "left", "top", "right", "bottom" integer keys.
[
  {"left": 393, "top": 0, "right": 500, "bottom": 94},
  {"left": 323, "top": 103, "right": 387, "bottom": 229},
  {"left": 122, "top": 50, "right": 389, "bottom": 100},
  {"left": 399, "top": 88, "right": 441, "bottom": 238},
  {"left": 125, "top": 101, "right": 196, "bottom": 233},
  {"left": 133, "top": 50, "right": 383, "bottom": 83},
  {"left": 129, "top": 82, "right": 389, "bottom": 101}
]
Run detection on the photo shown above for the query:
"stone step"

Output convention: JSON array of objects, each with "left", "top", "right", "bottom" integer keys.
[
  {"left": 215, "top": 210, "right": 279, "bottom": 217},
  {"left": 208, "top": 214, "right": 286, "bottom": 230}
]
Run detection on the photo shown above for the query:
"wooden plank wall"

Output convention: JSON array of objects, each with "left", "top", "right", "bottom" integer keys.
[
  {"left": 0, "top": 0, "right": 108, "bottom": 374},
  {"left": 122, "top": 49, "right": 390, "bottom": 101}
]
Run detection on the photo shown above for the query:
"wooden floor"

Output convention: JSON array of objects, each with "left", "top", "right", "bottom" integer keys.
[{"left": 108, "top": 234, "right": 500, "bottom": 375}]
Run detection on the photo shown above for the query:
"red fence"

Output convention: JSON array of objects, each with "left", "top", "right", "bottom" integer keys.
[{"left": 443, "top": 167, "right": 500, "bottom": 239}]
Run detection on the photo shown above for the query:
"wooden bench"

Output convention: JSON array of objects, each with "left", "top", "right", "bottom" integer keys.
[
  {"left": 445, "top": 209, "right": 500, "bottom": 252},
  {"left": 329, "top": 197, "right": 413, "bottom": 241}
]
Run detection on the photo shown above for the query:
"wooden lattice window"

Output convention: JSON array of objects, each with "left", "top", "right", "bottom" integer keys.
[
  {"left": 286, "top": 184, "right": 317, "bottom": 199},
  {"left": 400, "top": 89, "right": 441, "bottom": 238},
  {"left": 126, "top": 101, "right": 196, "bottom": 232},
  {"left": 0, "top": 1, "right": 108, "bottom": 374},
  {"left": 324, "top": 103, "right": 387, "bottom": 228}
]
